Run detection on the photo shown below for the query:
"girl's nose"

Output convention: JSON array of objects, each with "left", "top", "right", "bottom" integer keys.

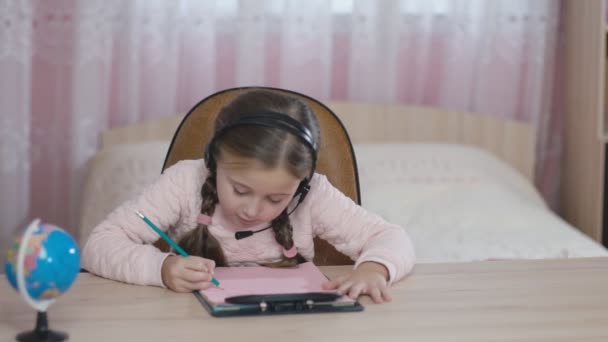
[{"left": 242, "top": 200, "right": 261, "bottom": 219}]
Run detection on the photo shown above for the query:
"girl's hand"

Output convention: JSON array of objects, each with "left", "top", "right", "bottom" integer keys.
[
  {"left": 161, "top": 255, "right": 216, "bottom": 292},
  {"left": 322, "top": 261, "right": 391, "bottom": 304}
]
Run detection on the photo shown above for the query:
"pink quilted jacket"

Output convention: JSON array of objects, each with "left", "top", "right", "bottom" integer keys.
[{"left": 82, "top": 160, "right": 416, "bottom": 287}]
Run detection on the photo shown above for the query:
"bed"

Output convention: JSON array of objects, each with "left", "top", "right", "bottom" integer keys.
[{"left": 78, "top": 102, "right": 608, "bottom": 263}]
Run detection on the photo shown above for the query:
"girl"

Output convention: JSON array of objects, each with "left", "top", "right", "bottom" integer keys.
[{"left": 82, "top": 89, "right": 415, "bottom": 304}]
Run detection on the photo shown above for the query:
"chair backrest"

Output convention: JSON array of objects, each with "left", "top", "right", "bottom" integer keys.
[{"left": 161, "top": 87, "right": 360, "bottom": 265}]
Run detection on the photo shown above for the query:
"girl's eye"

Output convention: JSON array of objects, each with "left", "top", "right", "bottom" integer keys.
[
  {"left": 233, "top": 187, "right": 247, "bottom": 196},
  {"left": 267, "top": 198, "right": 283, "bottom": 204}
]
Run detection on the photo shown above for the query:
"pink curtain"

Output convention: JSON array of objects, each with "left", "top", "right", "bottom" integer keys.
[{"left": 0, "top": 0, "right": 561, "bottom": 258}]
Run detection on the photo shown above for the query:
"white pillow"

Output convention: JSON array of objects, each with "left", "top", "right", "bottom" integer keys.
[
  {"left": 354, "top": 143, "right": 546, "bottom": 208},
  {"left": 78, "top": 141, "right": 170, "bottom": 247}
]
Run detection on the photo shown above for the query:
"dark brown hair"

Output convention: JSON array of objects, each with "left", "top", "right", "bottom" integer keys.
[{"left": 178, "top": 90, "right": 320, "bottom": 267}]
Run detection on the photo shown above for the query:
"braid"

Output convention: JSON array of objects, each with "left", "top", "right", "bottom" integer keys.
[
  {"left": 263, "top": 210, "right": 304, "bottom": 268},
  {"left": 177, "top": 172, "right": 227, "bottom": 266}
]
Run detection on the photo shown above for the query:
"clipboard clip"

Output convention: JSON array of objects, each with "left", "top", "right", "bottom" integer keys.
[
  {"left": 257, "top": 299, "right": 314, "bottom": 312},
  {"left": 225, "top": 292, "right": 342, "bottom": 313}
]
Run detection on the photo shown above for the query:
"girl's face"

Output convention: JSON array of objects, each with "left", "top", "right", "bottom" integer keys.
[{"left": 215, "top": 152, "right": 303, "bottom": 230}]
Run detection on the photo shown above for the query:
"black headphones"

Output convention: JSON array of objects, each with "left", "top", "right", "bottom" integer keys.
[{"left": 203, "top": 112, "right": 319, "bottom": 239}]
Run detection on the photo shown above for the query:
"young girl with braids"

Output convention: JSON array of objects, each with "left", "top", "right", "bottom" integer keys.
[{"left": 82, "top": 90, "right": 415, "bottom": 304}]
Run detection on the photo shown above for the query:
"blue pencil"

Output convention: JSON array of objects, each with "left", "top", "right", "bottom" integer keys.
[{"left": 135, "top": 210, "right": 221, "bottom": 288}]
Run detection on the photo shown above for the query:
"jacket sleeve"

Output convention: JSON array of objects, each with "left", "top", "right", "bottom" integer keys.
[
  {"left": 81, "top": 161, "right": 198, "bottom": 287},
  {"left": 309, "top": 175, "right": 416, "bottom": 284}
]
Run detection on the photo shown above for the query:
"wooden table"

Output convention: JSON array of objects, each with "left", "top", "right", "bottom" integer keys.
[{"left": 2, "top": 258, "right": 608, "bottom": 341}]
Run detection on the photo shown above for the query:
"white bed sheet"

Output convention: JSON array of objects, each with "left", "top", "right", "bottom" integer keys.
[{"left": 355, "top": 143, "right": 608, "bottom": 263}]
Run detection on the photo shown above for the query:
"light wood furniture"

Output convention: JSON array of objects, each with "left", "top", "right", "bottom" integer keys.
[
  {"left": 102, "top": 102, "right": 536, "bottom": 183},
  {"left": 561, "top": 0, "right": 606, "bottom": 243},
  {"left": 2, "top": 259, "right": 608, "bottom": 341}
]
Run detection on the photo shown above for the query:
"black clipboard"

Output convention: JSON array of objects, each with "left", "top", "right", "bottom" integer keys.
[
  {"left": 193, "top": 290, "right": 364, "bottom": 317},
  {"left": 192, "top": 262, "right": 365, "bottom": 317}
]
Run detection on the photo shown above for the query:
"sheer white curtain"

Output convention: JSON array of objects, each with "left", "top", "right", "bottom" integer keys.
[{"left": 0, "top": 0, "right": 560, "bottom": 264}]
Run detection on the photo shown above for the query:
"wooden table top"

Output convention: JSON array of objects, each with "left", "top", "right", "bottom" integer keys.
[{"left": 2, "top": 258, "right": 608, "bottom": 341}]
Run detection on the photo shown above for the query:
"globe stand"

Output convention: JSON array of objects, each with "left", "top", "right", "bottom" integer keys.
[
  {"left": 16, "top": 311, "right": 67, "bottom": 342},
  {"left": 7, "top": 219, "right": 80, "bottom": 342}
]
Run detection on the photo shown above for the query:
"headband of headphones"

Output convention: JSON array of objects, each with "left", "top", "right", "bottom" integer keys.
[{"left": 203, "top": 111, "right": 318, "bottom": 184}]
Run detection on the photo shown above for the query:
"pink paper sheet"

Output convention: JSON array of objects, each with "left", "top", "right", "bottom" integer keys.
[{"left": 201, "top": 262, "right": 348, "bottom": 305}]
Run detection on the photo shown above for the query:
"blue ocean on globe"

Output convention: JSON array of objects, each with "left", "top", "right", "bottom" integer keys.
[{"left": 4, "top": 222, "right": 80, "bottom": 300}]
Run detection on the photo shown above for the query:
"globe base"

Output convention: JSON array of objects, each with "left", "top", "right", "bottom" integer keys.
[
  {"left": 16, "top": 311, "right": 68, "bottom": 342},
  {"left": 16, "top": 330, "right": 67, "bottom": 342}
]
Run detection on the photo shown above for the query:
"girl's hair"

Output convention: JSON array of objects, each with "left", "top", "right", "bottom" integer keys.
[{"left": 178, "top": 90, "right": 320, "bottom": 267}]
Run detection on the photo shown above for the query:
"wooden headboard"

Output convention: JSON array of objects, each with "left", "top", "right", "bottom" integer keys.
[{"left": 102, "top": 102, "right": 535, "bottom": 181}]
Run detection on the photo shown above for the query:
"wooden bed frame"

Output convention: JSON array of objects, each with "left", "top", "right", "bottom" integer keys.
[{"left": 102, "top": 102, "right": 536, "bottom": 182}]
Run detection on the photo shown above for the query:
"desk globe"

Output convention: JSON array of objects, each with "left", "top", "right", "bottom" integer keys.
[{"left": 5, "top": 219, "right": 80, "bottom": 342}]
